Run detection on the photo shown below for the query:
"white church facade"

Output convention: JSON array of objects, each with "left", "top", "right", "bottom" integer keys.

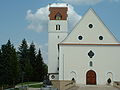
[{"left": 48, "top": 4, "right": 120, "bottom": 85}]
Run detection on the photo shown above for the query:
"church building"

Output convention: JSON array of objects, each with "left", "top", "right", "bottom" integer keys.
[{"left": 48, "top": 4, "right": 120, "bottom": 85}]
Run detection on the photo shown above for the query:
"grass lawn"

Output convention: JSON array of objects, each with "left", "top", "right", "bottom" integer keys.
[
  {"left": 16, "top": 82, "right": 39, "bottom": 86},
  {"left": 16, "top": 82, "right": 43, "bottom": 88},
  {"left": 29, "top": 84, "right": 43, "bottom": 88}
]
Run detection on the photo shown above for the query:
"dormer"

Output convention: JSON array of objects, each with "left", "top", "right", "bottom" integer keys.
[
  {"left": 49, "top": 7, "right": 68, "bottom": 20},
  {"left": 55, "top": 12, "right": 62, "bottom": 20}
]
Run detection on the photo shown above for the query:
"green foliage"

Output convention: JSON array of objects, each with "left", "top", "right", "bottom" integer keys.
[
  {"left": 34, "top": 49, "right": 48, "bottom": 82},
  {"left": 18, "top": 39, "right": 29, "bottom": 72},
  {"left": 0, "top": 40, "right": 19, "bottom": 87},
  {"left": 28, "top": 42, "right": 36, "bottom": 81},
  {"left": 16, "top": 82, "right": 38, "bottom": 86},
  {"left": 29, "top": 84, "right": 43, "bottom": 88},
  {"left": 24, "top": 58, "right": 33, "bottom": 81},
  {"left": 0, "top": 39, "right": 48, "bottom": 87},
  {"left": 29, "top": 42, "right": 36, "bottom": 67}
]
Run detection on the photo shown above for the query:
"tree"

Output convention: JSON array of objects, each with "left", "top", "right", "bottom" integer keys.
[
  {"left": 18, "top": 39, "right": 30, "bottom": 82},
  {"left": 28, "top": 42, "right": 36, "bottom": 81},
  {"left": 24, "top": 58, "right": 33, "bottom": 82},
  {"left": 0, "top": 49, "right": 4, "bottom": 86},
  {"left": 29, "top": 42, "right": 36, "bottom": 67},
  {"left": 34, "top": 49, "right": 48, "bottom": 82},
  {"left": 18, "top": 39, "right": 29, "bottom": 72},
  {"left": 0, "top": 40, "right": 19, "bottom": 87}
]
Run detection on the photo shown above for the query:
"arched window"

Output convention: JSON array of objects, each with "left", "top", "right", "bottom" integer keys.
[
  {"left": 89, "top": 61, "right": 93, "bottom": 67},
  {"left": 55, "top": 12, "right": 62, "bottom": 20},
  {"left": 56, "top": 24, "right": 60, "bottom": 30}
]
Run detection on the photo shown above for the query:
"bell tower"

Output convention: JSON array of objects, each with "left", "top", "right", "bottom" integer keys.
[{"left": 48, "top": 5, "right": 68, "bottom": 80}]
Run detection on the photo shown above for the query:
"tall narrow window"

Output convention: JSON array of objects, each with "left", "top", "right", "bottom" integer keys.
[
  {"left": 55, "top": 12, "right": 62, "bottom": 20},
  {"left": 89, "top": 61, "right": 93, "bottom": 67},
  {"left": 56, "top": 24, "right": 60, "bottom": 30}
]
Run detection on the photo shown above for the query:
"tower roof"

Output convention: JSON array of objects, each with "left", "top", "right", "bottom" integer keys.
[{"left": 49, "top": 7, "right": 68, "bottom": 20}]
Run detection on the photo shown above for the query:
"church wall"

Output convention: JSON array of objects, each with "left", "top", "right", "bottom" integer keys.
[
  {"left": 48, "top": 33, "right": 67, "bottom": 74},
  {"left": 59, "top": 45, "right": 120, "bottom": 85},
  {"left": 62, "top": 9, "right": 119, "bottom": 44},
  {"left": 48, "top": 20, "right": 68, "bottom": 33}
]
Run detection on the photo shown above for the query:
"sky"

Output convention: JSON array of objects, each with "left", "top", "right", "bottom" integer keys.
[{"left": 0, "top": 0, "right": 120, "bottom": 64}]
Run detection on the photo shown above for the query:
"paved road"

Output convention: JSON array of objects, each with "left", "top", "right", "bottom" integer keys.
[
  {"left": 69, "top": 85, "right": 120, "bottom": 90},
  {"left": 28, "top": 85, "right": 120, "bottom": 90},
  {"left": 28, "top": 88, "right": 40, "bottom": 90}
]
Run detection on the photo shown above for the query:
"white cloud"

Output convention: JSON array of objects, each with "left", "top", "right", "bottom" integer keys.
[
  {"left": 26, "top": 6, "right": 49, "bottom": 32},
  {"left": 26, "top": 3, "right": 81, "bottom": 32}
]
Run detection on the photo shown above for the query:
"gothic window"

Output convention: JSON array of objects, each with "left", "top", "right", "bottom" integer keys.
[
  {"left": 56, "top": 24, "right": 60, "bottom": 30},
  {"left": 57, "top": 67, "right": 59, "bottom": 71},
  {"left": 89, "top": 61, "right": 93, "bottom": 67},
  {"left": 88, "top": 50, "right": 95, "bottom": 58},
  {"left": 55, "top": 12, "right": 62, "bottom": 20}
]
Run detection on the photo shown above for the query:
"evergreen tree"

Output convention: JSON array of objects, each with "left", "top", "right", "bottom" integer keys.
[
  {"left": 24, "top": 58, "right": 33, "bottom": 82},
  {"left": 35, "top": 49, "right": 48, "bottom": 81},
  {"left": 18, "top": 39, "right": 28, "bottom": 81},
  {"left": 18, "top": 39, "right": 29, "bottom": 72},
  {"left": 28, "top": 42, "right": 36, "bottom": 81},
  {"left": 29, "top": 42, "right": 36, "bottom": 68},
  {"left": 0, "top": 40, "right": 19, "bottom": 87},
  {"left": 0, "top": 49, "right": 4, "bottom": 86}
]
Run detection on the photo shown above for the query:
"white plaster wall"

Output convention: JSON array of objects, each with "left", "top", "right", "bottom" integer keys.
[
  {"left": 62, "top": 9, "right": 119, "bottom": 44},
  {"left": 59, "top": 45, "right": 120, "bottom": 85},
  {"left": 48, "top": 33, "right": 67, "bottom": 74},
  {"left": 48, "top": 20, "right": 68, "bottom": 77},
  {"left": 48, "top": 20, "right": 68, "bottom": 33},
  {"left": 49, "top": 74, "right": 59, "bottom": 80}
]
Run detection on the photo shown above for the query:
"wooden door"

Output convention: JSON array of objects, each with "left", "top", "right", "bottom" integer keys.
[{"left": 86, "top": 70, "right": 96, "bottom": 85}]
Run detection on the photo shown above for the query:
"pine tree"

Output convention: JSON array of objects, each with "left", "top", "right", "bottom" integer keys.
[
  {"left": 0, "top": 40, "right": 19, "bottom": 87},
  {"left": 29, "top": 42, "right": 36, "bottom": 68},
  {"left": 18, "top": 39, "right": 29, "bottom": 72},
  {"left": 35, "top": 49, "right": 48, "bottom": 82},
  {"left": 0, "top": 49, "right": 4, "bottom": 86},
  {"left": 18, "top": 39, "right": 28, "bottom": 81},
  {"left": 28, "top": 42, "right": 36, "bottom": 81},
  {"left": 24, "top": 58, "right": 33, "bottom": 82}
]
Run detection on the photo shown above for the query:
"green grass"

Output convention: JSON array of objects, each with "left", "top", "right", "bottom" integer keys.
[
  {"left": 16, "top": 82, "right": 43, "bottom": 88},
  {"left": 29, "top": 84, "right": 43, "bottom": 88},
  {"left": 16, "top": 82, "right": 38, "bottom": 86}
]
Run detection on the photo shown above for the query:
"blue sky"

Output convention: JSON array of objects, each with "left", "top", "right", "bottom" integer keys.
[{"left": 0, "top": 0, "right": 120, "bottom": 63}]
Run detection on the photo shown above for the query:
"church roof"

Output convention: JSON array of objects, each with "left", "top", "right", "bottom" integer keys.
[{"left": 60, "top": 8, "right": 120, "bottom": 45}]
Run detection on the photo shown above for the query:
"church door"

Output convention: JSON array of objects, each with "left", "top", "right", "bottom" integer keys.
[{"left": 86, "top": 70, "right": 96, "bottom": 85}]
